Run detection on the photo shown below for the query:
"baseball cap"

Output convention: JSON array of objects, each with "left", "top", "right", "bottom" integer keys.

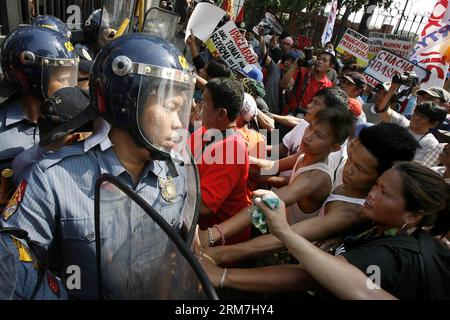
[
  {"left": 282, "top": 36, "right": 293, "bottom": 46},
  {"left": 237, "top": 64, "right": 263, "bottom": 82},
  {"left": 417, "top": 87, "right": 450, "bottom": 103},
  {"left": 342, "top": 72, "right": 368, "bottom": 89},
  {"left": 376, "top": 82, "right": 391, "bottom": 92},
  {"left": 283, "top": 50, "right": 301, "bottom": 61},
  {"left": 38, "top": 87, "right": 92, "bottom": 145},
  {"left": 348, "top": 97, "right": 362, "bottom": 116},
  {"left": 240, "top": 92, "right": 258, "bottom": 122},
  {"left": 319, "top": 49, "right": 337, "bottom": 65}
]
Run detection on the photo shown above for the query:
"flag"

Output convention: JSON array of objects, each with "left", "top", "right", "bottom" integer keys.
[
  {"left": 410, "top": 0, "right": 450, "bottom": 88},
  {"left": 235, "top": 4, "right": 244, "bottom": 22},
  {"left": 221, "top": 0, "right": 234, "bottom": 18},
  {"left": 321, "top": 0, "right": 338, "bottom": 47}
]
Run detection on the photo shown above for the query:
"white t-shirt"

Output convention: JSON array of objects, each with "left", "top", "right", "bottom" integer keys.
[
  {"left": 389, "top": 111, "right": 439, "bottom": 164},
  {"left": 328, "top": 139, "right": 348, "bottom": 188},
  {"left": 280, "top": 120, "right": 309, "bottom": 177}
]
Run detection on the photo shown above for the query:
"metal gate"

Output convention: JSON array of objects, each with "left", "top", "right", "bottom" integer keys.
[
  {"left": 0, "top": 0, "right": 102, "bottom": 35},
  {"left": 367, "top": 0, "right": 430, "bottom": 37}
]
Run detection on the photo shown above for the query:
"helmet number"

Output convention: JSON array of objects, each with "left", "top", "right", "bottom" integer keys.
[
  {"left": 65, "top": 42, "right": 74, "bottom": 52},
  {"left": 178, "top": 55, "right": 189, "bottom": 70}
]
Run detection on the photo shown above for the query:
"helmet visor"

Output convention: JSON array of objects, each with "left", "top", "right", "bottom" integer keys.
[
  {"left": 99, "top": 0, "right": 136, "bottom": 45},
  {"left": 136, "top": 71, "right": 195, "bottom": 156},
  {"left": 40, "top": 57, "right": 79, "bottom": 98},
  {"left": 142, "top": 7, "right": 179, "bottom": 42}
]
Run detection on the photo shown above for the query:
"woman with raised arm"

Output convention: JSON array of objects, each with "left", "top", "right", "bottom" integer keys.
[{"left": 199, "top": 162, "right": 450, "bottom": 299}]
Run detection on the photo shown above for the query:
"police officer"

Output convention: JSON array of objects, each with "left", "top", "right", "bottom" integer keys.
[
  {"left": 0, "top": 26, "right": 79, "bottom": 171},
  {"left": 82, "top": 9, "right": 116, "bottom": 56},
  {"left": 1, "top": 33, "right": 197, "bottom": 299},
  {"left": 12, "top": 86, "right": 91, "bottom": 186},
  {"left": 0, "top": 228, "right": 67, "bottom": 300}
]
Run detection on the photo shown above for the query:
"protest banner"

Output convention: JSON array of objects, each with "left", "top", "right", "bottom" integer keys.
[
  {"left": 208, "top": 20, "right": 260, "bottom": 75},
  {"left": 321, "top": 0, "right": 338, "bottom": 46},
  {"left": 336, "top": 28, "right": 369, "bottom": 66},
  {"left": 368, "top": 32, "right": 414, "bottom": 59},
  {"left": 364, "top": 49, "right": 429, "bottom": 87},
  {"left": 252, "top": 12, "right": 284, "bottom": 36},
  {"left": 185, "top": 3, "right": 226, "bottom": 42},
  {"left": 410, "top": 0, "right": 450, "bottom": 89}
]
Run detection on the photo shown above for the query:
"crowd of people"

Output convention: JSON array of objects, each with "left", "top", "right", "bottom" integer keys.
[{"left": 0, "top": 0, "right": 449, "bottom": 300}]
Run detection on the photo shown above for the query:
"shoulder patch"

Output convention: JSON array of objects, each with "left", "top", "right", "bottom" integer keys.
[
  {"left": 11, "top": 236, "right": 33, "bottom": 263},
  {"left": 47, "top": 273, "right": 61, "bottom": 298},
  {"left": 2, "top": 180, "right": 27, "bottom": 221}
]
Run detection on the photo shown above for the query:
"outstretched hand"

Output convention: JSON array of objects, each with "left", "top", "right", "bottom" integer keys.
[
  {"left": 253, "top": 189, "right": 290, "bottom": 239},
  {"left": 196, "top": 251, "right": 222, "bottom": 288}
]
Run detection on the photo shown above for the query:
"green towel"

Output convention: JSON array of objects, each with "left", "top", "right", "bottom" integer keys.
[{"left": 250, "top": 195, "right": 280, "bottom": 234}]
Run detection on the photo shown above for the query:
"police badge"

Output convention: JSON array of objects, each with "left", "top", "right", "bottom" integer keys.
[{"left": 159, "top": 176, "right": 177, "bottom": 203}]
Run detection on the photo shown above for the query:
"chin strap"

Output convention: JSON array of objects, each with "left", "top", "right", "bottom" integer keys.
[{"left": 130, "top": 129, "right": 179, "bottom": 178}]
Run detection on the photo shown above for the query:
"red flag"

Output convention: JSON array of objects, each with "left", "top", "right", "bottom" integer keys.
[{"left": 235, "top": 5, "right": 244, "bottom": 22}]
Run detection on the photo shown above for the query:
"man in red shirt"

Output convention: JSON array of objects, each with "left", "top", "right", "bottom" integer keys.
[
  {"left": 190, "top": 78, "right": 251, "bottom": 245},
  {"left": 280, "top": 50, "right": 335, "bottom": 115}
]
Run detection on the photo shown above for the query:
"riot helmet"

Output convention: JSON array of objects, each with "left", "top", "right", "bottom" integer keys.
[
  {"left": 31, "top": 15, "right": 72, "bottom": 40},
  {"left": 90, "top": 33, "right": 195, "bottom": 160},
  {"left": 83, "top": 9, "right": 108, "bottom": 45},
  {"left": 0, "top": 26, "right": 79, "bottom": 100}
]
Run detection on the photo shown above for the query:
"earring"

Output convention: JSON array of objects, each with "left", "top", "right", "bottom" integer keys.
[
  {"left": 399, "top": 221, "right": 408, "bottom": 235},
  {"left": 401, "top": 221, "right": 407, "bottom": 230}
]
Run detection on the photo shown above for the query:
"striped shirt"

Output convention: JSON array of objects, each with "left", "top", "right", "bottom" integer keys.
[
  {"left": 1, "top": 126, "right": 188, "bottom": 299},
  {"left": 0, "top": 95, "right": 39, "bottom": 170},
  {"left": 12, "top": 145, "right": 51, "bottom": 187}
]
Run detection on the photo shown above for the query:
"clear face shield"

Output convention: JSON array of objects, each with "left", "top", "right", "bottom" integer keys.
[
  {"left": 115, "top": 58, "right": 196, "bottom": 157},
  {"left": 19, "top": 51, "right": 79, "bottom": 99},
  {"left": 142, "top": 7, "right": 180, "bottom": 43},
  {"left": 99, "top": 0, "right": 136, "bottom": 45}
]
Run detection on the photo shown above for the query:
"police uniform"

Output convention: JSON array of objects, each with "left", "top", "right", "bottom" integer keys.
[
  {"left": 0, "top": 26, "right": 79, "bottom": 171},
  {"left": 0, "top": 230, "right": 67, "bottom": 300},
  {"left": 12, "top": 86, "right": 91, "bottom": 186},
  {"left": 1, "top": 120, "right": 187, "bottom": 299},
  {"left": 11, "top": 145, "right": 49, "bottom": 187},
  {"left": 2, "top": 31, "right": 198, "bottom": 299},
  {"left": 0, "top": 95, "right": 39, "bottom": 170}
]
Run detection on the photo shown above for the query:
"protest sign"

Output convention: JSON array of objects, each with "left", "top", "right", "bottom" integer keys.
[
  {"left": 252, "top": 12, "right": 284, "bottom": 36},
  {"left": 364, "top": 49, "right": 429, "bottom": 86},
  {"left": 208, "top": 20, "right": 260, "bottom": 75},
  {"left": 185, "top": 3, "right": 226, "bottom": 42},
  {"left": 336, "top": 28, "right": 369, "bottom": 66},
  {"left": 321, "top": 0, "right": 338, "bottom": 46},
  {"left": 410, "top": 23, "right": 450, "bottom": 88},
  {"left": 368, "top": 32, "right": 414, "bottom": 59}
]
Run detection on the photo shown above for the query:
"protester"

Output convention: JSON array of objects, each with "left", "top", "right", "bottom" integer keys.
[
  {"left": 199, "top": 162, "right": 450, "bottom": 299},
  {"left": 190, "top": 77, "right": 251, "bottom": 245},
  {"left": 280, "top": 50, "right": 335, "bottom": 115},
  {"left": 202, "top": 123, "right": 419, "bottom": 266},
  {"left": 376, "top": 82, "right": 447, "bottom": 167},
  {"left": 197, "top": 108, "right": 354, "bottom": 247}
]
